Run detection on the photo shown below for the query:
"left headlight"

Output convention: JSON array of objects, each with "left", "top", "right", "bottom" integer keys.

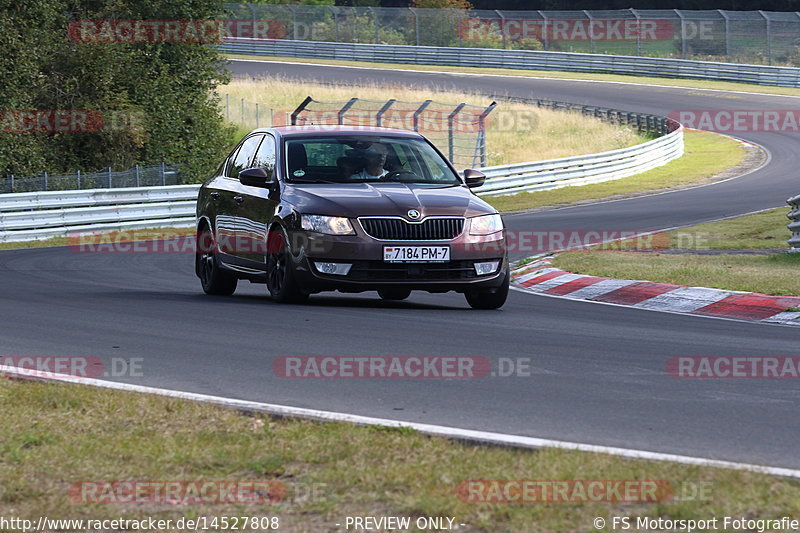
[
  {"left": 469, "top": 213, "right": 503, "bottom": 235},
  {"left": 301, "top": 214, "right": 355, "bottom": 235}
]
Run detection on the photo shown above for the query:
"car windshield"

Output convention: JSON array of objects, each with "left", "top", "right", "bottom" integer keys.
[{"left": 283, "top": 136, "right": 460, "bottom": 185}]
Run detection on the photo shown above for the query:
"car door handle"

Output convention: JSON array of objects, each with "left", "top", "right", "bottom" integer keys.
[
  {"left": 233, "top": 196, "right": 244, "bottom": 204},
  {"left": 210, "top": 192, "right": 220, "bottom": 200}
]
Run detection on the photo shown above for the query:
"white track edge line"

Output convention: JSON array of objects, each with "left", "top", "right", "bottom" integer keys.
[{"left": 3, "top": 364, "right": 800, "bottom": 479}]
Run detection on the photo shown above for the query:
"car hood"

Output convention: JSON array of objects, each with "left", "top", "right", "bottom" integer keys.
[{"left": 283, "top": 182, "right": 495, "bottom": 219}]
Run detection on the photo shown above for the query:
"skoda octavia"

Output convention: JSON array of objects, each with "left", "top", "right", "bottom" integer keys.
[{"left": 195, "top": 126, "right": 508, "bottom": 309}]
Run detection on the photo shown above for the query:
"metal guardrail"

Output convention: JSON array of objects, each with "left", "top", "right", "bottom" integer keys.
[
  {"left": 221, "top": 38, "right": 800, "bottom": 88},
  {"left": 474, "top": 127, "right": 683, "bottom": 196},
  {"left": 0, "top": 111, "right": 684, "bottom": 242},
  {"left": 788, "top": 194, "right": 800, "bottom": 251},
  {"left": 0, "top": 185, "right": 199, "bottom": 243}
]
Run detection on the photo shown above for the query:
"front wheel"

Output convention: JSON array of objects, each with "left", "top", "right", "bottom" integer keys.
[
  {"left": 465, "top": 270, "right": 509, "bottom": 310},
  {"left": 196, "top": 227, "right": 238, "bottom": 296},
  {"left": 266, "top": 227, "right": 308, "bottom": 304}
]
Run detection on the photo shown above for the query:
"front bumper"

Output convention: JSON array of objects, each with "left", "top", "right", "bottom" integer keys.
[{"left": 290, "top": 228, "right": 508, "bottom": 293}]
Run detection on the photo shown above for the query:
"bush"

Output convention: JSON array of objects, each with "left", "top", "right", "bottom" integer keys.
[{"left": 0, "top": 0, "right": 234, "bottom": 183}]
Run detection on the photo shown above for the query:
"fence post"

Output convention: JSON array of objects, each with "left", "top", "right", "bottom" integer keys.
[
  {"left": 538, "top": 11, "right": 549, "bottom": 51},
  {"left": 759, "top": 11, "right": 771, "bottom": 66},
  {"left": 160, "top": 162, "right": 166, "bottom": 186},
  {"left": 411, "top": 8, "right": 419, "bottom": 46},
  {"left": 135, "top": 164, "right": 140, "bottom": 187},
  {"left": 10, "top": 174, "right": 14, "bottom": 193},
  {"left": 107, "top": 167, "right": 112, "bottom": 188},
  {"left": 476, "top": 102, "right": 497, "bottom": 168},
  {"left": 630, "top": 8, "right": 641, "bottom": 57},
  {"left": 495, "top": 10, "right": 507, "bottom": 49},
  {"left": 331, "top": 6, "right": 339, "bottom": 42},
  {"left": 583, "top": 10, "right": 595, "bottom": 54},
  {"left": 77, "top": 169, "right": 81, "bottom": 189},
  {"left": 369, "top": 7, "right": 378, "bottom": 44},
  {"left": 412, "top": 100, "right": 433, "bottom": 132},
  {"left": 291, "top": 96, "right": 314, "bottom": 125},
  {"left": 337, "top": 98, "right": 359, "bottom": 125},
  {"left": 675, "top": 10, "right": 687, "bottom": 58},
  {"left": 719, "top": 10, "right": 731, "bottom": 62},
  {"left": 447, "top": 103, "right": 466, "bottom": 163},
  {"left": 375, "top": 99, "right": 396, "bottom": 127},
  {"left": 43, "top": 171, "right": 48, "bottom": 191}
]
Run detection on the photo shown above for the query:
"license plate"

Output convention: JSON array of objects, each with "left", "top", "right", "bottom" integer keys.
[{"left": 383, "top": 246, "right": 450, "bottom": 263}]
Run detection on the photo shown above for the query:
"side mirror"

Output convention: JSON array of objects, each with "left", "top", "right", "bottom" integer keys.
[
  {"left": 463, "top": 169, "right": 486, "bottom": 188},
  {"left": 239, "top": 167, "right": 272, "bottom": 188}
]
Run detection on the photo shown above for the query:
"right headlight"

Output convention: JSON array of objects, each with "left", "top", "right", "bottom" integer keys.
[
  {"left": 469, "top": 214, "right": 503, "bottom": 236},
  {"left": 301, "top": 214, "right": 355, "bottom": 235}
]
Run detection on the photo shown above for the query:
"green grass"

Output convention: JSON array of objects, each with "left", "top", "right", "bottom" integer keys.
[
  {"left": 0, "top": 227, "right": 194, "bottom": 251},
  {"left": 552, "top": 208, "right": 799, "bottom": 296},
  {"left": 226, "top": 54, "right": 800, "bottom": 98},
  {"left": 2, "top": 378, "right": 800, "bottom": 532},
  {"left": 488, "top": 129, "right": 750, "bottom": 212}
]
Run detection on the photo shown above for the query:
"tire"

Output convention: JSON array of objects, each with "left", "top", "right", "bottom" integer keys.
[
  {"left": 196, "top": 226, "right": 238, "bottom": 296},
  {"left": 378, "top": 288, "right": 412, "bottom": 301},
  {"left": 465, "top": 269, "right": 509, "bottom": 310},
  {"left": 266, "top": 227, "right": 308, "bottom": 304}
]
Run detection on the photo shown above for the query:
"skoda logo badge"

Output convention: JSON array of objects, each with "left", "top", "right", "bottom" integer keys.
[{"left": 407, "top": 209, "right": 421, "bottom": 220}]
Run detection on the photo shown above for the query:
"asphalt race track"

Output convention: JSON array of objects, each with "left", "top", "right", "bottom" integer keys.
[{"left": 3, "top": 60, "right": 800, "bottom": 469}]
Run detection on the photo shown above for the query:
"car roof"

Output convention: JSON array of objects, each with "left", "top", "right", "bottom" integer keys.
[{"left": 250, "top": 125, "right": 425, "bottom": 139}]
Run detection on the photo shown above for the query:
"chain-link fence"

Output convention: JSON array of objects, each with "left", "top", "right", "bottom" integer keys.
[
  {"left": 288, "top": 97, "right": 495, "bottom": 169},
  {"left": 0, "top": 164, "right": 179, "bottom": 194},
  {"left": 223, "top": 4, "right": 800, "bottom": 66},
  {"left": 219, "top": 93, "right": 495, "bottom": 168}
]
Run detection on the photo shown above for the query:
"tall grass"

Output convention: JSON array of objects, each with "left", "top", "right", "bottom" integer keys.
[{"left": 219, "top": 77, "right": 646, "bottom": 165}]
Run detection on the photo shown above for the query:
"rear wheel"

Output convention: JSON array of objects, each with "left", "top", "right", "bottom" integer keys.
[
  {"left": 196, "top": 226, "right": 237, "bottom": 296},
  {"left": 465, "top": 270, "right": 509, "bottom": 310},
  {"left": 266, "top": 227, "right": 308, "bottom": 304},
  {"left": 378, "top": 288, "right": 411, "bottom": 301}
]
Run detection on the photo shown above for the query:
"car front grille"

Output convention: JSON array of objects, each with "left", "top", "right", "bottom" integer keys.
[
  {"left": 359, "top": 217, "right": 464, "bottom": 241},
  {"left": 345, "top": 260, "right": 479, "bottom": 281}
]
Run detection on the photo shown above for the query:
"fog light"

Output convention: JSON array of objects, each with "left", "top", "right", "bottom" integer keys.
[
  {"left": 474, "top": 260, "right": 500, "bottom": 276},
  {"left": 315, "top": 262, "right": 352, "bottom": 275}
]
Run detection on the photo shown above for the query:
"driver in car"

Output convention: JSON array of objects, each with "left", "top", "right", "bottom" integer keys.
[{"left": 348, "top": 144, "right": 389, "bottom": 180}]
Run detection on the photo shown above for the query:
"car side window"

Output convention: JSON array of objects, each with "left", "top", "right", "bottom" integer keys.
[
  {"left": 227, "top": 135, "right": 264, "bottom": 179},
  {"left": 251, "top": 134, "right": 277, "bottom": 179}
]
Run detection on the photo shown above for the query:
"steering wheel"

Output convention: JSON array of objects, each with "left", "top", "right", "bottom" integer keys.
[{"left": 382, "top": 170, "right": 418, "bottom": 181}]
